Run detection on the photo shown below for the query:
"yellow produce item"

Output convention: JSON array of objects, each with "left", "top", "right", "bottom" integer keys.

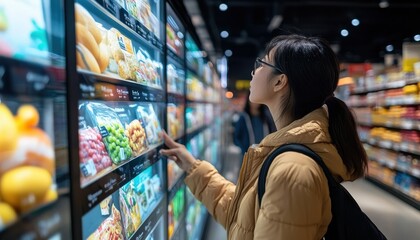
[
  {"left": 15, "top": 104, "right": 39, "bottom": 129},
  {"left": 0, "top": 103, "right": 18, "bottom": 156},
  {"left": 42, "top": 189, "right": 58, "bottom": 203},
  {"left": 0, "top": 166, "right": 52, "bottom": 212},
  {"left": 0, "top": 202, "right": 17, "bottom": 225}
]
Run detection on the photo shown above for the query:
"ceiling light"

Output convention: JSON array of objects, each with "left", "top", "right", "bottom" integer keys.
[
  {"left": 379, "top": 0, "right": 389, "bottom": 8},
  {"left": 340, "top": 29, "right": 349, "bottom": 37},
  {"left": 351, "top": 19, "right": 360, "bottom": 26},
  {"left": 386, "top": 45, "right": 394, "bottom": 52},
  {"left": 225, "top": 49, "right": 233, "bottom": 57},
  {"left": 414, "top": 35, "right": 420, "bottom": 42},
  {"left": 219, "top": 3, "right": 228, "bottom": 11},
  {"left": 220, "top": 31, "right": 229, "bottom": 38},
  {"left": 267, "top": 15, "right": 283, "bottom": 32}
]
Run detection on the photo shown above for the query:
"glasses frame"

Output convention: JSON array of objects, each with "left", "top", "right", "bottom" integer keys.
[{"left": 253, "top": 57, "right": 284, "bottom": 75}]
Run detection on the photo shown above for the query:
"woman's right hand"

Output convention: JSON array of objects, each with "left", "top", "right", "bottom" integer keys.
[{"left": 159, "top": 131, "right": 197, "bottom": 172}]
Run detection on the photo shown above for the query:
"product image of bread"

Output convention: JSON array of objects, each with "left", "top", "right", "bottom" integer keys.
[
  {"left": 98, "top": 42, "right": 110, "bottom": 73},
  {"left": 76, "top": 44, "right": 101, "bottom": 74},
  {"left": 76, "top": 22, "right": 100, "bottom": 63}
]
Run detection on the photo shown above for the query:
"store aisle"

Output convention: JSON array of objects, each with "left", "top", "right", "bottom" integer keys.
[{"left": 203, "top": 125, "right": 420, "bottom": 240}]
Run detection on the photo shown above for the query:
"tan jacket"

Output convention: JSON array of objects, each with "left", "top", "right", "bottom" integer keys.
[{"left": 184, "top": 108, "right": 355, "bottom": 240}]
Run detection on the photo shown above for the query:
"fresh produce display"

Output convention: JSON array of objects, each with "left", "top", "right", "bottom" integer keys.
[
  {"left": 86, "top": 102, "right": 133, "bottom": 165},
  {"left": 0, "top": 103, "right": 55, "bottom": 221},
  {"left": 125, "top": 119, "right": 148, "bottom": 156},
  {"left": 137, "top": 104, "right": 163, "bottom": 145},
  {"left": 79, "top": 127, "right": 112, "bottom": 179}
]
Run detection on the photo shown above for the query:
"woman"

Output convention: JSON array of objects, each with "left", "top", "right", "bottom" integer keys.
[
  {"left": 233, "top": 93, "right": 276, "bottom": 157},
  {"left": 160, "top": 34, "right": 367, "bottom": 239}
]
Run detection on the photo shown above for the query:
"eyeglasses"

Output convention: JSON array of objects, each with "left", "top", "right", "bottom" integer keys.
[{"left": 252, "top": 57, "right": 284, "bottom": 75}]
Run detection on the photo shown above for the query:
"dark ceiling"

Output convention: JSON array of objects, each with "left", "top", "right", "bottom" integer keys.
[{"left": 195, "top": 0, "right": 420, "bottom": 84}]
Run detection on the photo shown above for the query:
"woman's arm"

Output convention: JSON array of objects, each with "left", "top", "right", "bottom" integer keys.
[{"left": 185, "top": 160, "right": 236, "bottom": 228}]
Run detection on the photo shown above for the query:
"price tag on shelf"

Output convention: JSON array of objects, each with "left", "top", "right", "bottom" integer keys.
[
  {"left": 104, "top": 0, "right": 117, "bottom": 16},
  {"left": 119, "top": 8, "right": 135, "bottom": 31},
  {"left": 116, "top": 85, "right": 129, "bottom": 100},
  {"left": 135, "top": 21, "right": 150, "bottom": 41}
]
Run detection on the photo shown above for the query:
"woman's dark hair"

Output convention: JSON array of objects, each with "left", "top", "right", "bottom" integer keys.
[{"left": 265, "top": 34, "right": 367, "bottom": 178}]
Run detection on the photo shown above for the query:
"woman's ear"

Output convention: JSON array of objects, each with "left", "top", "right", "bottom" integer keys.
[{"left": 273, "top": 74, "right": 288, "bottom": 92}]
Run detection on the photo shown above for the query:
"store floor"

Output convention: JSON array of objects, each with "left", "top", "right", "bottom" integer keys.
[{"left": 203, "top": 137, "right": 420, "bottom": 240}]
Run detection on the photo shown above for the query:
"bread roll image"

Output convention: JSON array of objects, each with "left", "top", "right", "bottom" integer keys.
[
  {"left": 98, "top": 42, "right": 110, "bottom": 73},
  {"left": 76, "top": 22, "right": 100, "bottom": 63},
  {"left": 75, "top": 3, "right": 95, "bottom": 26},
  {"left": 86, "top": 20, "right": 102, "bottom": 44},
  {"left": 76, "top": 44, "right": 101, "bottom": 74}
]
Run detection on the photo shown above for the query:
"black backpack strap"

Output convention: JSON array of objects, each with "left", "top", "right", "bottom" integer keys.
[{"left": 258, "top": 143, "right": 337, "bottom": 207}]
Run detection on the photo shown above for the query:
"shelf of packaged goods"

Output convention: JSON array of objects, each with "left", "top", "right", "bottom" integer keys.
[
  {"left": 79, "top": 144, "right": 163, "bottom": 214},
  {"left": 167, "top": 49, "right": 185, "bottom": 67},
  {"left": 168, "top": 91, "right": 185, "bottom": 100},
  {"left": 352, "top": 76, "right": 420, "bottom": 95},
  {"left": 130, "top": 198, "right": 166, "bottom": 240},
  {"left": 348, "top": 96, "right": 420, "bottom": 108},
  {"left": 189, "top": 209, "right": 208, "bottom": 240},
  {"left": 358, "top": 120, "right": 420, "bottom": 131},
  {"left": 168, "top": 174, "right": 186, "bottom": 200},
  {"left": 368, "top": 156, "right": 420, "bottom": 180},
  {"left": 364, "top": 138, "right": 420, "bottom": 156},
  {"left": 186, "top": 125, "right": 207, "bottom": 139},
  {"left": 186, "top": 99, "right": 221, "bottom": 105},
  {"left": 170, "top": 214, "right": 186, "bottom": 240},
  {"left": 366, "top": 176, "right": 420, "bottom": 211},
  {"left": 81, "top": 0, "right": 164, "bottom": 52}
]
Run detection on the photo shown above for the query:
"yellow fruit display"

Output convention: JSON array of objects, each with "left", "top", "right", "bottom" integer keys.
[
  {"left": 15, "top": 104, "right": 40, "bottom": 129},
  {"left": 0, "top": 202, "right": 17, "bottom": 226},
  {"left": 0, "top": 166, "right": 52, "bottom": 212},
  {"left": 0, "top": 103, "right": 18, "bottom": 157}
]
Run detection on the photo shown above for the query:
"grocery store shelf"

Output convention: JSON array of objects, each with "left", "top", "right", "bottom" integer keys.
[
  {"left": 368, "top": 157, "right": 420, "bottom": 179},
  {"left": 189, "top": 210, "right": 208, "bottom": 240},
  {"left": 366, "top": 176, "right": 420, "bottom": 211},
  {"left": 169, "top": 173, "right": 186, "bottom": 200},
  {"left": 364, "top": 138, "right": 420, "bottom": 156},
  {"left": 358, "top": 120, "right": 420, "bottom": 131},
  {"left": 170, "top": 212, "right": 187, "bottom": 240},
  {"left": 186, "top": 125, "right": 207, "bottom": 139},
  {"left": 352, "top": 76, "right": 420, "bottom": 95}
]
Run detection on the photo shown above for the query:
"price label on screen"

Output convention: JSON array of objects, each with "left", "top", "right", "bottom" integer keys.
[
  {"left": 120, "top": 8, "right": 135, "bottom": 30},
  {"left": 135, "top": 21, "right": 149, "bottom": 41},
  {"left": 104, "top": 0, "right": 117, "bottom": 16}
]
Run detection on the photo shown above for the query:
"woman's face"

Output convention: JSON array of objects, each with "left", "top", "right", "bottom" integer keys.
[{"left": 249, "top": 54, "right": 277, "bottom": 105}]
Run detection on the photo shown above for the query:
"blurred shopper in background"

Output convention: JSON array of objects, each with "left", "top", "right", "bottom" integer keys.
[
  {"left": 160, "top": 34, "right": 368, "bottom": 239},
  {"left": 233, "top": 91, "right": 276, "bottom": 158}
]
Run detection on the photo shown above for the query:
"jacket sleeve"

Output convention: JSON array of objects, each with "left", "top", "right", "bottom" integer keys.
[
  {"left": 184, "top": 160, "right": 236, "bottom": 228},
  {"left": 253, "top": 153, "right": 327, "bottom": 240}
]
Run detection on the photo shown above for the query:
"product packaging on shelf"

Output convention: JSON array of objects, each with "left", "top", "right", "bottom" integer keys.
[
  {"left": 167, "top": 103, "right": 184, "bottom": 139},
  {"left": 85, "top": 102, "right": 133, "bottom": 165},
  {"left": 136, "top": 103, "right": 163, "bottom": 145}
]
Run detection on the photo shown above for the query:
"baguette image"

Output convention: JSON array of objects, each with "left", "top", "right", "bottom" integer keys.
[{"left": 76, "top": 44, "right": 101, "bottom": 73}]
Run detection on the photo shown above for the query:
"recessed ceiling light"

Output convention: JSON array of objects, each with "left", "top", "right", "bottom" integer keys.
[
  {"left": 379, "top": 0, "right": 389, "bottom": 8},
  {"left": 386, "top": 45, "right": 394, "bottom": 52},
  {"left": 414, "top": 34, "right": 420, "bottom": 42},
  {"left": 220, "top": 31, "right": 229, "bottom": 38},
  {"left": 341, "top": 29, "right": 349, "bottom": 37},
  {"left": 225, "top": 49, "right": 233, "bottom": 57},
  {"left": 351, "top": 19, "right": 360, "bottom": 26},
  {"left": 219, "top": 3, "right": 228, "bottom": 11}
]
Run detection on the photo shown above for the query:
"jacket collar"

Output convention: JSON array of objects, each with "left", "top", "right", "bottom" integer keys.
[{"left": 260, "top": 108, "right": 330, "bottom": 147}]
